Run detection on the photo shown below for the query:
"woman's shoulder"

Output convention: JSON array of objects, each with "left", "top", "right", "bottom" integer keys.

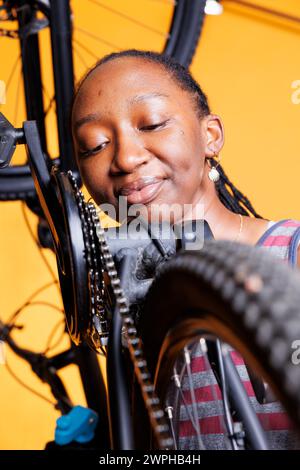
[
  {"left": 255, "top": 218, "right": 300, "bottom": 267},
  {"left": 256, "top": 219, "right": 300, "bottom": 245}
]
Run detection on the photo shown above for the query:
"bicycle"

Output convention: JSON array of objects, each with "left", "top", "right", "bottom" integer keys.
[
  {"left": 2, "top": 112, "right": 300, "bottom": 450},
  {"left": 0, "top": 0, "right": 207, "bottom": 449},
  {"left": 2, "top": 0, "right": 300, "bottom": 452}
]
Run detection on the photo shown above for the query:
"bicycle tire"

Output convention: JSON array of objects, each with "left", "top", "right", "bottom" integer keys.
[
  {"left": 0, "top": 0, "right": 206, "bottom": 201},
  {"left": 165, "top": 0, "right": 206, "bottom": 69},
  {"left": 139, "top": 240, "right": 300, "bottom": 449}
]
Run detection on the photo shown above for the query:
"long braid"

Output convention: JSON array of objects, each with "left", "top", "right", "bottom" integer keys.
[
  {"left": 210, "top": 158, "right": 263, "bottom": 218},
  {"left": 73, "top": 49, "right": 263, "bottom": 219}
]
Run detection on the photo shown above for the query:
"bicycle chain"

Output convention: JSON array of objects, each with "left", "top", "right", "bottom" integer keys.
[{"left": 67, "top": 171, "right": 173, "bottom": 450}]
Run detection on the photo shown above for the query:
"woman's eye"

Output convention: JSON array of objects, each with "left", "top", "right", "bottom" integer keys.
[
  {"left": 78, "top": 142, "right": 107, "bottom": 158},
  {"left": 140, "top": 121, "right": 168, "bottom": 131}
]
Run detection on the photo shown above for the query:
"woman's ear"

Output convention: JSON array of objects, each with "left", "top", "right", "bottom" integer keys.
[{"left": 203, "top": 114, "right": 225, "bottom": 156}]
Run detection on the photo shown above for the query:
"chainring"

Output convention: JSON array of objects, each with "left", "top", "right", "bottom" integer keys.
[{"left": 52, "top": 168, "right": 113, "bottom": 351}]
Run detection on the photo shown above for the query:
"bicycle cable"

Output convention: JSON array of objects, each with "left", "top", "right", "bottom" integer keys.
[
  {"left": 4, "top": 359, "right": 57, "bottom": 406},
  {"left": 21, "top": 202, "right": 60, "bottom": 293}
]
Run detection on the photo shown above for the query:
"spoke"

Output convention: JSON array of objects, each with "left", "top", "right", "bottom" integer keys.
[
  {"left": 41, "top": 83, "right": 51, "bottom": 102},
  {"left": 73, "top": 44, "right": 89, "bottom": 72},
  {"left": 73, "top": 37, "right": 100, "bottom": 60},
  {"left": 172, "top": 365, "right": 199, "bottom": 432},
  {"left": 5, "top": 53, "right": 21, "bottom": 94},
  {"left": 75, "top": 26, "right": 121, "bottom": 51},
  {"left": 216, "top": 340, "right": 239, "bottom": 450},
  {"left": 165, "top": 405, "right": 177, "bottom": 450},
  {"left": 87, "top": 0, "right": 169, "bottom": 38},
  {"left": 184, "top": 346, "right": 205, "bottom": 449},
  {"left": 40, "top": 84, "right": 55, "bottom": 118},
  {"left": 44, "top": 94, "right": 55, "bottom": 118},
  {"left": 200, "top": 338, "right": 234, "bottom": 450}
]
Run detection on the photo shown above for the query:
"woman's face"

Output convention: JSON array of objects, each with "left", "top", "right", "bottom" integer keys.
[{"left": 72, "top": 57, "right": 222, "bottom": 222}]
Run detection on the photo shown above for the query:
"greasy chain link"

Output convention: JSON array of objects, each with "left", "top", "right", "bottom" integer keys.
[{"left": 67, "top": 171, "right": 173, "bottom": 450}]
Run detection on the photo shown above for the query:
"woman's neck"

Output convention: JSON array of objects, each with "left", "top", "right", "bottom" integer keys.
[{"left": 179, "top": 164, "right": 269, "bottom": 245}]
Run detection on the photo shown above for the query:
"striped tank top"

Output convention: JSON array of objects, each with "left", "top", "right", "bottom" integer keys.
[{"left": 178, "top": 218, "right": 300, "bottom": 450}]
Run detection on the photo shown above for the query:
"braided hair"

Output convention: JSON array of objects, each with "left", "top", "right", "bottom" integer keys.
[{"left": 73, "top": 49, "right": 262, "bottom": 219}]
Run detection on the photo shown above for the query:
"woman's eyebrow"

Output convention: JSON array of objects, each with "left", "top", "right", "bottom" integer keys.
[
  {"left": 128, "top": 92, "right": 169, "bottom": 104},
  {"left": 74, "top": 93, "right": 169, "bottom": 131},
  {"left": 74, "top": 112, "right": 101, "bottom": 131}
]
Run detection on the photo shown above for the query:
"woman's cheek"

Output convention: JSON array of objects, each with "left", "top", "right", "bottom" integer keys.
[
  {"left": 79, "top": 164, "right": 93, "bottom": 188},
  {"left": 79, "top": 164, "right": 103, "bottom": 200}
]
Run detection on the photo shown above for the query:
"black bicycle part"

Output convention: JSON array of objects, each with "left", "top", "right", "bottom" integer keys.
[
  {"left": 73, "top": 342, "right": 110, "bottom": 449},
  {"left": 139, "top": 240, "right": 300, "bottom": 449},
  {"left": 0, "top": 0, "right": 206, "bottom": 201},
  {"left": 221, "top": 345, "right": 268, "bottom": 449},
  {"left": 0, "top": 320, "right": 73, "bottom": 414},
  {"left": 19, "top": 117, "right": 102, "bottom": 346},
  {"left": 17, "top": 1, "right": 47, "bottom": 154},
  {"left": 53, "top": 169, "right": 92, "bottom": 345},
  {"left": 106, "top": 254, "right": 135, "bottom": 450},
  {"left": 49, "top": 0, "right": 77, "bottom": 175},
  {"left": 165, "top": 0, "right": 206, "bottom": 68},
  {"left": 0, "top": 113, "right": 24, "bottom": 168}
]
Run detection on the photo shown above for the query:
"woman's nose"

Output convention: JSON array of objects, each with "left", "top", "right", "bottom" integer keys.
[{"left": 110, "top": 133, "right": 150, "bottom": 174}]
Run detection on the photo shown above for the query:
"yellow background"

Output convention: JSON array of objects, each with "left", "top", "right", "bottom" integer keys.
[{"left": 1, "top": 0, "right": 300, "bottom": 449}]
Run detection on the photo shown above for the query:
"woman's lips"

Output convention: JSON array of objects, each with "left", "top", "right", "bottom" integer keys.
[{"left": 120, "top": 179, "right": 165, "bottom": 205}]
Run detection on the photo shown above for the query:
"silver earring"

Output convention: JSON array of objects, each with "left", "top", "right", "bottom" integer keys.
[{"left": 207, "top": 154, "right": 221, "bottom": 182}]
